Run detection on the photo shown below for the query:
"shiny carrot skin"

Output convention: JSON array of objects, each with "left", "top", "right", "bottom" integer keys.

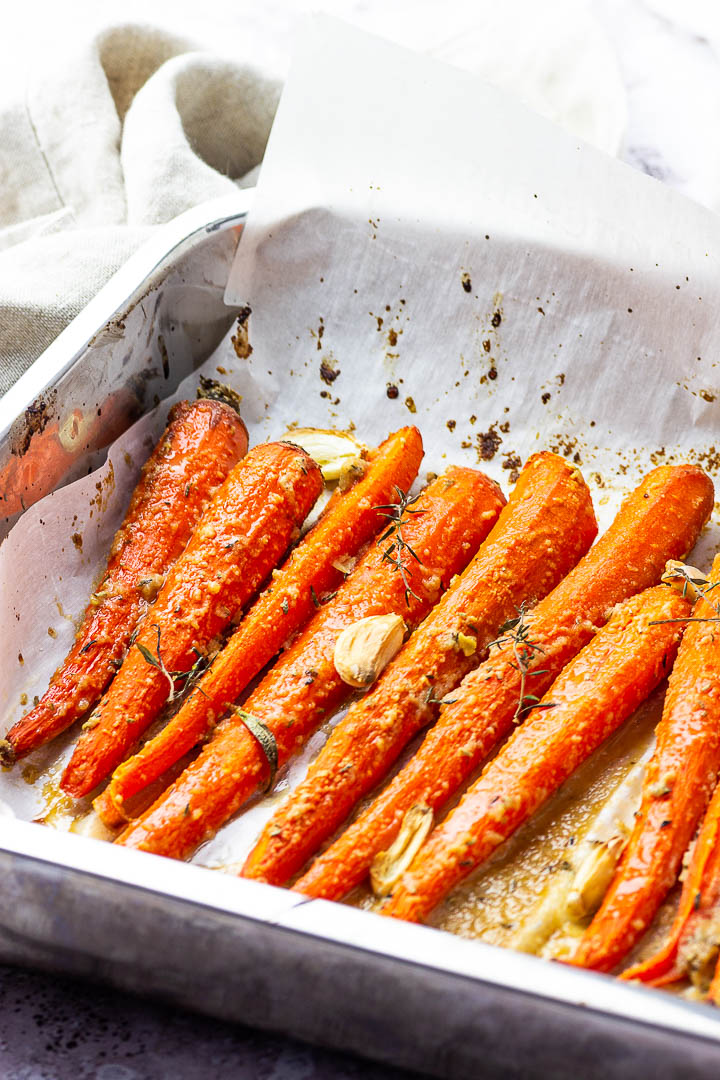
[
  {"left": 621, "top": 777, "right": 720, "bottom": 992},
  {"left": 115, "top": 466, "right": 506, "bottom": 859},
  {"left": 248, "top": 451, "right": 597, "bottom": 889},
  {"left": 382, "top": 586, "right": 691, "bottom": 923},
  {"left": 0, "top": 398, "right": 248, "bottom": 765},
  {"left": 576, "top": 553, "right": 720, "bottom": 974},
  {"left": 294, "top": 464, "right": 713, "bottom": 902},
  {"left": 95, "top": 426, "right": 423, "bottom": 824},
  {"left": 60, "top": 442, "right": 323, "bottom": 797}
]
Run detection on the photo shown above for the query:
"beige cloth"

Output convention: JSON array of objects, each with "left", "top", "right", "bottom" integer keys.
[{"left": 0, "top": 24, "right": 279, "bottom": 394}]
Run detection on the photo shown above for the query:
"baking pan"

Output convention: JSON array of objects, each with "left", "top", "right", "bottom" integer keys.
[{"left": 1, "top": 192, "right": 720, "bottom": 1079}]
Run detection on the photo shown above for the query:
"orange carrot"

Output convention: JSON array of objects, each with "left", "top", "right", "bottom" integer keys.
[
  {"left": 294, "top": 464, "right": 713, "bottom": 902},
  {"left": 574, "top": 553, "right": 720, "bottom": 974},
  {"left": 381, "top": 586, "right": 691, "bottom": 923},
  {"left": 60, "top": 441, "right": 323, "bottom": 797},
  {"left": 115, "top": 466, "right": 506, "bottom": 859},
  {"left": 94, "top": 426, "right": 423, "bottom": 825},
  {"left": 621, "top": 777, "right": 720, "bottom": 993},
  {"left": 246, "top": 451, "right": 597, "bottom": 889},
  {"left": 0, "top": 397, "right": 248, "bottom": 765}
]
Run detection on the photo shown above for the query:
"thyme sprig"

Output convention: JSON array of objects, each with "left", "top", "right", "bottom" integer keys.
[
  {"left": 653, "top": 565, "right": 720, "bottom": 626},
  {"left": 375, "top": 486, "right": 426, "bottom": 604},
  {"left": 136, "top": 625, "right": 208, "bottom": 704},
  {"left": 487, "top": 603, "right": 552, "bottom": 721}
]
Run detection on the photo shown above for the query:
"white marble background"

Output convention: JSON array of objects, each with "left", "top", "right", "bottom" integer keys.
[
  {"left": 2, "top": 0, "right": 720, "bottom": 215},
  {"left": 2, "top": 1, "right": 720, "bottom": 1077}
]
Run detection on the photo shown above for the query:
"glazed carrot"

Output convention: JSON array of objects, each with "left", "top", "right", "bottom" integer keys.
[
  {"left": 94, "top": 426, "right": 423, "bottom": 825},
  {"left": 247, "top": 451, "right": 598, "bottom": 889},
  {"left": 294, "top": 464, "right": 713, "bottom": 902},
  {"left": 60, "top": 441, "right": 323, "bottom": 797},
  {"left": 574, "top": 553, "right": 720, "bottom": 974},
  {"left": 115, "top": 466, "right": 505, "bottom": 859},
  {"left": 0, "top": 397, "right": 248, "bottom": 765},
  {"left": 621, "top": 776, "right": 720, "bottom": 993},
  {"left": 382, "top": 586, "right": 691, "bottom": 923}
]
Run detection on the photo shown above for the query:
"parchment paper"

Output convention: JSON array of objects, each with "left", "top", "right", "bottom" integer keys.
[{"left": 3, "top": 16, "right": 720, "bottom": 873}]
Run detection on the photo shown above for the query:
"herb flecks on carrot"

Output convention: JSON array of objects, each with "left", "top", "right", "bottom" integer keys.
[
  {"left": 115, "top": 466, "right": 506, "bottom": 860},
  {"left": 60, "top": 441, "right": 323, "bottom": 798},
  {"left": 575, "top": 552, "right": 720, "bottom": 974},
  {"left": 293, "top": 464, "right": 713, "bottom": 902},
  {"left": 382, "top": 586, "right": 691, "bottom": 924},
  {"left": 250, "top": 451, "right": 598, "bottom": 892},
  {"left": 0, "top": 398, "right": 248, "bottom": 765},
  {"left": 94, "top": 427, "right": 423, "bottom": 824}
]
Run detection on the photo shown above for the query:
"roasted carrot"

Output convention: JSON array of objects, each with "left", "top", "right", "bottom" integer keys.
[
  {"left": 293, "top": 464, "right": 713, "bottom": 902},
  {"left": 0, "top": 397, "right": 248, "bottom": 766},
  {"left": 620, "top": 776, "right": 720, "bottom": 994},
  {"left": 381, "top": 586, "right": 691, "bottom": 923},
  {"left": 94, "top": 426, "right": 423, "bottom": 825},
  {"left": 574, "top": 553, "right": 720, "bottom": 974},
  {"left": 60, "top": 441, "right": 323, "bottom": 797},
  {"left": 246, "top": 451, "right": 598, "bottom": 889},
  {"left": 115, "top": 465, "right": 506, "bottom": 859}
]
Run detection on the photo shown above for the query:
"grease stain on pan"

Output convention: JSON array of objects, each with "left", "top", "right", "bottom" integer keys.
[{"left": 9, "top": 389, "right": 58, "bottom": 457}]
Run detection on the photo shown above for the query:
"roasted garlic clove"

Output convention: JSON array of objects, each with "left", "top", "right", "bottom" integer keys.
[
  {"left": 334, "top": 614, "right": 406, "bottom": 689},
  {"left": 283, "top": 428, "right": 365, "bottom": 481},
  {"left": 370, "top": 804, "right": 434, "bottom": 898},
  {"left": 70, "top": 810, "right": 119, "bottom": 842},
  {"left": 565, "top": 832, "right": 628, "bottom": 920},
  {"left": 137, "top": 573, "right": 165, "bottom": 602},
  {"left": 661, "top": 560, "right": 707, "bottom": 602}
]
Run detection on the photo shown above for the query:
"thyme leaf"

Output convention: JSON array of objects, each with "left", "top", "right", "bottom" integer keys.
[
  {"left": 374, "top": 486, "right": 426, "bottom": 605},
  {"left": 136, "top": 627, "right": 208, "bottom": 704},
  {"left": 487, "top": 603, "right": 547, "bottom": 722},
  {"left": 234, "top": 708, "right": 278, "bottom": 790}
]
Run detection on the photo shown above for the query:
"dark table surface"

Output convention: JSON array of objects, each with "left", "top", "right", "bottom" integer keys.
[{"left": 0, "top": 963, "right": 423, "bottom": 1080}]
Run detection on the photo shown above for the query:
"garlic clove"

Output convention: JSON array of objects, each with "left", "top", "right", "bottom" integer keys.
[
  {"left": 371, "top": 804, "right": 434, "bottom": 898},
  {"left": 565, "top": 832, "right": 628, "bottom": 920},
  {"left": 334, "top": 613, "right": 406, "bottom": 689},
  {"left": 282, "top": 427, "right": 366, "bottom": 481},
  {"left": 661, "top": 560, "right": 707, "bottom": 602},
  {"left": 137, "top": 573, "right": 165, "bottom": 602},
  {"left": 70, "top": 810, "right": 119, "bottom": 842}
]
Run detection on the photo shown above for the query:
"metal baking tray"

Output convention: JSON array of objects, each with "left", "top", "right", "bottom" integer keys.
[{"left": 2, "top": 192, "right": 720, "bottom": 1079}]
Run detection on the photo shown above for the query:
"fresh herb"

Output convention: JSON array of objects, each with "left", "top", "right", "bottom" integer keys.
[
  {"left": 310, "top": 584, "right": 321, "bottom": 609},
  {"left": 653, "top": 565, "right": 720, "bottom": 626},
  {"left": 80, "top": 639, "right": 98, "bottom": 654},
  {"left": 234, "top": 708, "right": 278, "bottom": 790},
  {"left": 423, "top": 685, "right": 458, "bottom": 707},
  {"left": 374, "top": 486, "right": 425, "bottom": 604},
  {"left": 136, "top": 626, "right": 208, "bottom": 704},
  {"left": 487, "top": 603, "right": 552, "bottom": 722}
]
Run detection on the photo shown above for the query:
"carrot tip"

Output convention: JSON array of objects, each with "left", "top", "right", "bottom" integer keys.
[{"left": 0, "top": 739, "right": 16, "bottom": 767}]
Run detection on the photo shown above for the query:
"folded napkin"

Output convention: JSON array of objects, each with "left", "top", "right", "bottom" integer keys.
[{"left": 0, "top": 24, "right": 279, "bottom": 395}]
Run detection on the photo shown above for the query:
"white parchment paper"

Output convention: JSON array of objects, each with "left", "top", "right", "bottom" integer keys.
[{"left": 3, "top": 17, "right": 720, "bottom": 870}]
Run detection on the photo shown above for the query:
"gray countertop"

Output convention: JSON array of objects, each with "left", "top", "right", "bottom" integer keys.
[{"left": 0, "top": 963, "right": 421, "bottom": 1080}]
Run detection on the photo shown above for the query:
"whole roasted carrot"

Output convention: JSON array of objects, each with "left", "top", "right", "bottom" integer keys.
[
  {"left": 574, "top": 553, "right": 720, "bottom": 974},
  {"left": 621, "top": 776, "right": 720, "bottom": 994},
  {"left": 94, "top": 426, "right": 423, "bottom": 825},
  {"left": 115, "top": 466, "right": 506, "bottom": 859},
  {"left": 246, "top": 451, "right": 597, "bottom": 889},
  {"left": 60, "top": 441, "right": 323, "bottom": 798},
  {"left": 293, "top": 464, "right": 713, "bottom": 902},
  {"left": 382, "top": 586, "right": 691, "bottom": 923},
  {"left": 0, "top": 397, "right": 248, "bottom": 766}
]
